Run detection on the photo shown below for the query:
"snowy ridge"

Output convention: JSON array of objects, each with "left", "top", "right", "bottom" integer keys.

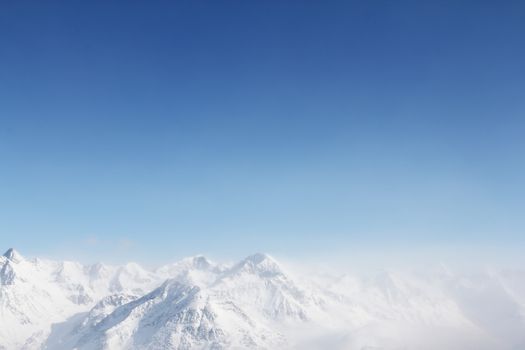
[{"left": 1, "top": 248, "right": 525, "bottom": 349}]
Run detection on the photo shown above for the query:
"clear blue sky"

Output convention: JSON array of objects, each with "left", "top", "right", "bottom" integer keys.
[{"left": 1, "top": 1, "right": 524, "bottom": 263}]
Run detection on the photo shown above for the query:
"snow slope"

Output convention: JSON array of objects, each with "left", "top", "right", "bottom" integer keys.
[
  {"left": 0, "top": 249, "right": 160, "bottom": 349},
  {"left": 1, "top": 248, "right": 525, "bottom": 350}
]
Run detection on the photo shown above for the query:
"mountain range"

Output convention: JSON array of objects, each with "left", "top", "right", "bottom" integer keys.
[{"left": 1, "top": 248, "right": 525, "bottom": 350}]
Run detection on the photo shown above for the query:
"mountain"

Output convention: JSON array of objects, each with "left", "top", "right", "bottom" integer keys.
[
  {"left": 49, "top": 253, "right": 313, "bottom": 349},
  {"left": 0, "top": 249, "right": 161, "bottom": 350},
  {"left": 2, "top": 248, "right": 525, "bottom": 350}
]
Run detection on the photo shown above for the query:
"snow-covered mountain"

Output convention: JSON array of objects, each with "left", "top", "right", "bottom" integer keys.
[
  {"left": 0, "top": 249, "right": 161, "bottom": 350},
  {"left": 1, "top": 248, "right": 525, "bottom": 350}
]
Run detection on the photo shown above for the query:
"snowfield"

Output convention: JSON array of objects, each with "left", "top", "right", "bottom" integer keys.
[{"left": 1, "top": 248, "right": 525, "bottom": 350}]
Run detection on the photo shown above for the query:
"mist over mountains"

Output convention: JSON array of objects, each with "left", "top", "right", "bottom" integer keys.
[{"left": 1, "top": 248, "right": 524, "bottom": 350}]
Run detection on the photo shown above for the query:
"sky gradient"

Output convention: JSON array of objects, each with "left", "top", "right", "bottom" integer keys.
[{"left": 1, "top": 1, "right": 524, "bottom": 264}]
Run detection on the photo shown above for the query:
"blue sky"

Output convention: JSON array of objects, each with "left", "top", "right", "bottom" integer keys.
[{"left": 1, "top": 1, "right": 524, "bottom": 264}]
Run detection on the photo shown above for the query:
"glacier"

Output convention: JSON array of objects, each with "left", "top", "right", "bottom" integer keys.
[{"left": 1, "top": 248, "right": 525, "bottom": 350}]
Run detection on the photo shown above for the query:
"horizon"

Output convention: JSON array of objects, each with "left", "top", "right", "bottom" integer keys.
[{"left": 2, "top": 245, "right": 524, "bottom": 273}]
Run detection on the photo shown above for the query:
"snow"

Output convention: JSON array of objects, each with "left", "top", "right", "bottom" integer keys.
[
  {"left": 3, "top": 248, "right": 23, "bottom": 263},
  {"left": 1, "top": 248, "right": 525, "bottom": 349}
]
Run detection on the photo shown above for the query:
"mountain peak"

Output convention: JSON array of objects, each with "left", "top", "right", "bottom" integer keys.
[
  {"left": 243, "top": 252, "right": 273, "bottom": 264},
  {"left": 231, "top": 253, "right": 284, "bottom": 278},
  {"left": 3, "top": 248, "right": 23, "bottom": 263},
  {"left": 187, "top": 255, "right": 212, "bottom": 269}
]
